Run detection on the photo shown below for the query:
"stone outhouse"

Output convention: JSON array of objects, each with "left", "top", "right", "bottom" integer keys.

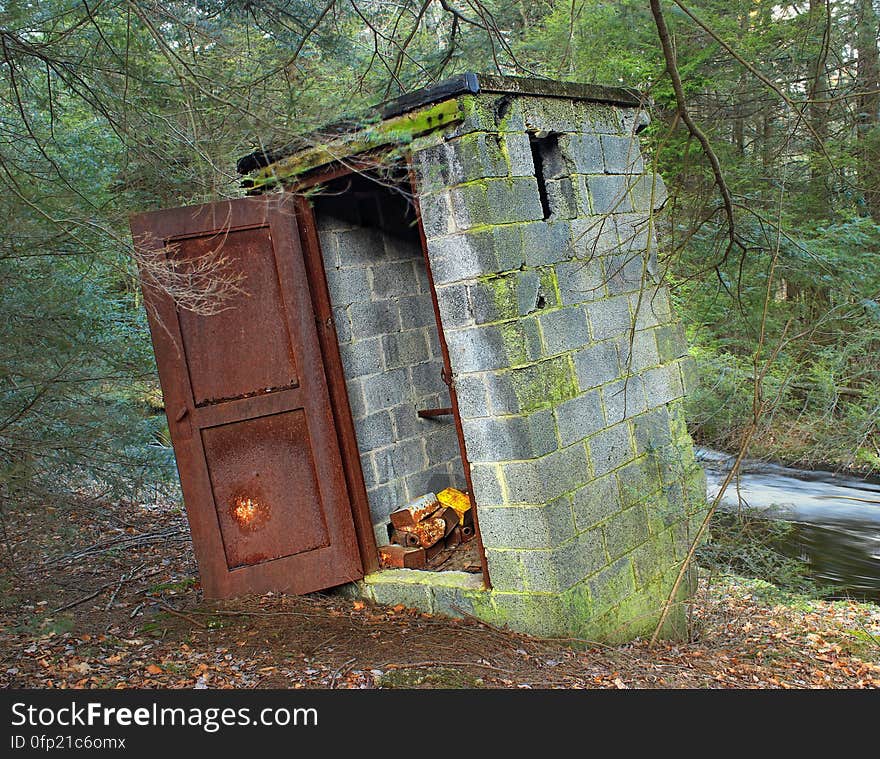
[{"left": 134, "top": 73, "right": 706, "bottom": 643}]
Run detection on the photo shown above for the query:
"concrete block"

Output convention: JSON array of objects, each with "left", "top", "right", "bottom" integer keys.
[
  {"left": 359, "top": 451, "right": 380, "bottom": 489},
  {"left": 353, "top": 411, "right": 394, "bottom": 452},
  {"left": 570, "top": 217, "right": 619, "bottom": 258},
  {"left": 502, "top": 443, "right": 589, "bottom": 504},
  {"left": 554, "top": 390, "right": 605, "bottom": 446},
  {"left": 483, "top": 370, "right": 520, "bottom": 415},
  {"left": 584, "top": 174, "right": 632, "bottom": 214},
  {"left": 615, "top": 211, "right": 652, "bottom": 248},
  {"left": 445, "top": 132, "right": 509, "bottom": 183},
  {"left": 405, "top": 464, "right": 457, "bottom": 502},
  {"left": 398, "top": 295, "right": 436, "bottom": 329},
  {"left": 655, "top": 323, "right": 688, "bottom": 363},
  {"left": 426, "top": 231, "right": 497, "bottom": 284},
  {"left": 521, "top": 220, "right": 573, "bottom": 266},
  {"left": 370, "top": 581, "right": 434, "bottom": 613},
  {"left": 346, "top": 378, "right": 366, "bottom": 419},
  {"left": 411, "top": 143, "right": 450, "bottom": 193},
  {"left": 617, "top": 456, "right": 661, "bottom": 508},
  {"left": 418, "top": 191, "right": 455, "bottom": 239},
  {"left": 588, "top": 557, "right": 637, "bottom": 614},
  {"left": 554, "top": 529, "right": 607, "bottom": 591},
  {"left": 448, "top": 182, "right": 487, "bottom": 230},
  {"left": 575, "top": 102, "right": 623, "bottom": 135},
  {"left": 370, "top": 260, "right": 419, "bottom": 299},
  {"left": 382, "top": 228, "right": 422, "bottom": 262},
  {"left": 433, "top": 586, "right": 479, "bottom": 619},
  {"left": 318, "top": 231, "right": 338, "bottom": 266},
  {"left": 410, "top": 360, "right": 447, "bottom": 397},
  {"left": 477, "top": 496, "right": 575, "bottom": 550},
  {"left": 434, "top": 283, "right": 473, "bottom": 328},
  {"left": 485, "top": 177, "right": 545, "bottom": 225},
  {"left": 334, "top": 227, "right": 386, "bottom": 267},
  {"left": 470, "top": 462, "right": 505, "bottom": 506},
  {"left": 324, "top": 266, "right": 371, "bottom": 306},
  {"left": 631, "top": 407, "right": 672, "bottom": 455},
  {"left": 504, "top": 318, "right": 544, "bottom": 366},
  {"left": 544, "top": 177, "right": 579, "bottom": 219},
  {"left": 502, "top": 132, "right": 536, "bottom": 176},
  {"left": 382, "top": 331, "right": 430, "bottom": 370},
  {"left": 389, "top": 404, "right": 421, "bottom": 440},
  {"left": 603, "top": 505, "right": 650, "bottom": 560},
  {"left": 450, "top": 177, "right": 544, "bottom": 229},
  {"left": 618, "top": 328, "right": 661, "bottom": 372},
  {"left": 363, "top": 366, "right": 410, "bottom": 412},
  {"left": 468, "top": 271, "right": 543, "bottom": 324},
  {"left": 485, "top": 549, "right": 525, "bottom": 592},
  {"left": 602, "top": 376, "right": 648, "bottom": 425},
  {"left": 678, "top": 355, "right": 699, "bottom": 395},
  {"left": 642, "top": 364, "right": 684, "bottom": 408},
  {"left": 453, "top": 373, "right": 489, "bottom": 418},
  {"left": 373, "top": 441, "right": 428, "bottom": 482},
  {"left": 586, "top": 295, "right": 632, "bottom": 341},
  {"left": 628, "top": 172, "right": 668, "bottom": 211},
  {"left": 587, "top": 422, "right": 634, "bottom": 476},
  {"left": 631, "top": 288, "right": 672, "bottom": 330},
  {"left": 339, "top": 337, "right": 384, "bottom": 378},
  {"left": 333, "top": 306, "right": 353, "bottom": 343},
  {"left": 572, "top": 473, "right": 621, "bottom": 531},
  {"left": 559, "top": 133, "right": 604, "bottom": 174},
  {"left": 522, "top": 97, "right": 577, "bottom": 133},
  {"left": 605, "top": 249, "right": 650, "bottom": 294},
  {"left": 538, "top": 306, "right": 590, "bottom": 355},
  {"left": 474, "top": 223, "right": 521, "bottom": 272},
  {"left": 424, "top": 423, "right": 460, "bottom": 462},
  {"left": 366, "top": 478, "right": 409, "bottom": 522},
  {"left": 573, "top": 341, "right": 620, "bottom": 390},
  {"left": 557, "top": 259, "right": 606, "bottom": 305},
  {"left": 462, "top": 409, "right": 557, "bottom": 462},
  {"left": 349, "top": 298, "right": 401, "bottom": 339},
  {"left": 445, "top": 325, "right": 508, "bottom": 372},
  {"left": 599, "top": 135, "right": 644, "bottom": 174},
  {"left": 520, "top": 548, "right": 560, "bottom": 592}
]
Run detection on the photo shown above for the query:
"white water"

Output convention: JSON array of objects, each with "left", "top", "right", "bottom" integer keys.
[{"left": 696, "top": 448, "right": 880, "bottom": 594}]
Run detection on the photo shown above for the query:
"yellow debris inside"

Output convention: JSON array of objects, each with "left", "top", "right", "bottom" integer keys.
[{"left": 437, "top": 487, "right": 471, "bottom": 525}]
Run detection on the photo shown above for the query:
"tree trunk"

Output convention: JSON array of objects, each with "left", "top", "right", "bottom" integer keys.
[
  {"left": 805, "top": 0, "right": 831, "bottom": 220},
  {"left": 855, "top": 0, "right": 880, "bottom": 220}
]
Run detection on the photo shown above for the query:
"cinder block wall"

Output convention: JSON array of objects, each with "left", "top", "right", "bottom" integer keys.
[
  {"left": 313, "top": 184, "right": 466, "bottom": 543},
  {"left": 409, "top": 93, "right": 707, "bottom": 641}
]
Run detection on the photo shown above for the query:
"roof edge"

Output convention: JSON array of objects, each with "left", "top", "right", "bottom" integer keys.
[{"left": 237, "top": 73, "right": 645, "bottom": 176}]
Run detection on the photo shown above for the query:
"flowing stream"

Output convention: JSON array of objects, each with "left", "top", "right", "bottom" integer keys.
[{"left": 697, "top": 448, "right": 880, "bottom": 599}]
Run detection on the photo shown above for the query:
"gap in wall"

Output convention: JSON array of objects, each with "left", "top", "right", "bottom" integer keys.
[{"left": 312, "top": 172, "right": 479, "bottom": 573}]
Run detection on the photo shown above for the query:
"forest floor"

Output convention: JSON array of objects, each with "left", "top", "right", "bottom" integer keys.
[{"left": 1, "top": 495, "right": 878, "bottom": 690}]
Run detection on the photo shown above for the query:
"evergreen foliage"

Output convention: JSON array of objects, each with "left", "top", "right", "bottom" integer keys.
[{"left": 1, "top": 0, "right": 878, "bottom": 519}]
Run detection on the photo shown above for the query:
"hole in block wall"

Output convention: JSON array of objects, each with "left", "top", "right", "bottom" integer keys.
[
  {"left": 311, "top": 172, "right": 481, "bottom": 575},
  {"left": 529, "top": 132, "right": 562, "bottom": 220}
]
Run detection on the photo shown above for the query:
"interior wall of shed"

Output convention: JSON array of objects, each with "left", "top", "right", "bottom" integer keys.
[{"left": 312, "top": 174, "right": 467, "bottom": 547}]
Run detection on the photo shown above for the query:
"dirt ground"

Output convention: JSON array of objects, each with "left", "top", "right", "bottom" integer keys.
[{"left": 1, "top": 495, "right": 878, "bottom": 689}]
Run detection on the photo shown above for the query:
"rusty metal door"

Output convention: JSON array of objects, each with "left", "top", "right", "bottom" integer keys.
[{"left": 130, "top": 196, "right": 363, "bottom": 598}]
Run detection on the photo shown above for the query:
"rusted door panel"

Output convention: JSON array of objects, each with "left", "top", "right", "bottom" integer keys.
[
  {"left": 202, "top": 411, "right": 330, "bottom": 569},
  {"left": 174, "top": 226, "right": 300, "bottom": 406},
  {"left": 130, "top": 196, "right": 363, "bottom": 598}
]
